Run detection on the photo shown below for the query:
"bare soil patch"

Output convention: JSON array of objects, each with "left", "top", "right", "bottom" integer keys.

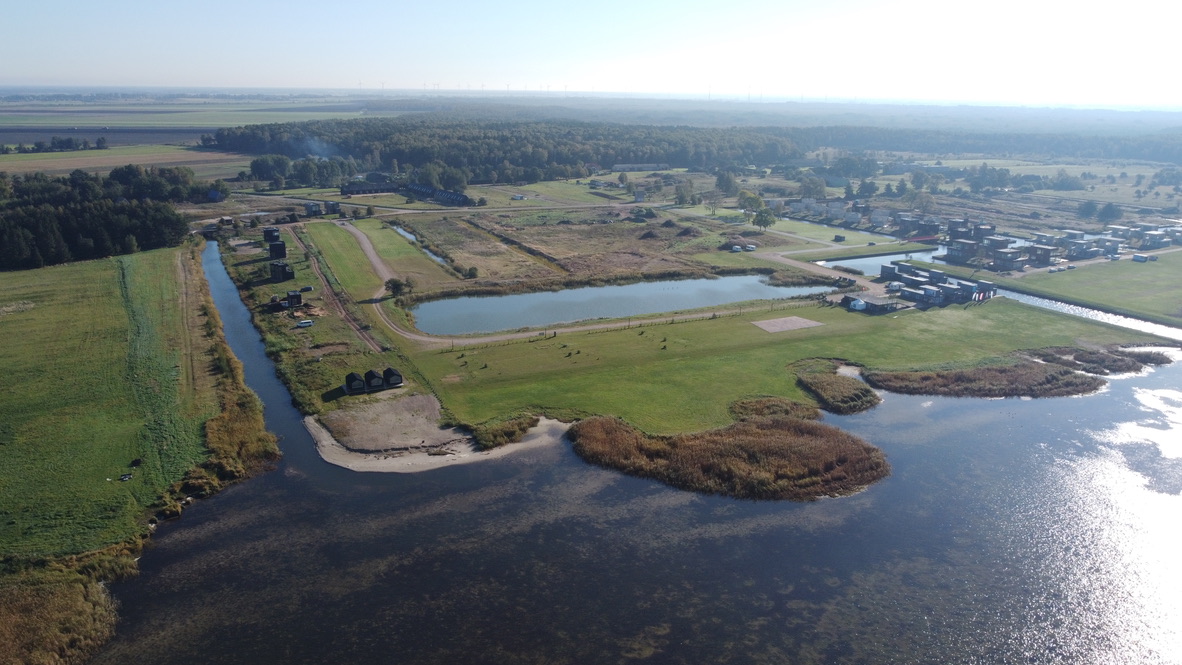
[{"left": 318, "top": 393, "right": 465, "bottom": 453}]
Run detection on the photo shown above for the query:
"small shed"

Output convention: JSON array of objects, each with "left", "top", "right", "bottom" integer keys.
[
  {"left": 269, "top": 241, "right": 287, "bottom": 259},
  {"left": 262, "top": 227, "right": 281, "bottom": 242},
  {"left": 344, "top": 372, "right": 365, "bottom": 395},
  {"left": 286, "top": 290, "right": 302, "bottom": 307}
]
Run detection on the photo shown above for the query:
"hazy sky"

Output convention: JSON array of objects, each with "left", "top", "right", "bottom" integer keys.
[{"left": 3, "top": 0, "right": 1177, "bottom": 109}]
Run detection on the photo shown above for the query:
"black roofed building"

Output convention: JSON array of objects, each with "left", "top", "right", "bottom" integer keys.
[{"left": 344, "top": 372, "right": 365, "bottom": 395}]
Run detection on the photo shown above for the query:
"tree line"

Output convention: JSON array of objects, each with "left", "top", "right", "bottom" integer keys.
[
  {"left": 777, "top": 126, "right": 1182, "bottom": 166},
  {"left": 0, "top": 136, "right": 108, "bottom": 155},
  {"left": 0, "top": 166, "right": 222, "bottom": 270},
  {"left": 209, "top": 117, "right": 803, "bottom": 187}
]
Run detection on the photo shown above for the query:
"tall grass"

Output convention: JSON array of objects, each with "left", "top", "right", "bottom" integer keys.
[{"left": 569, "top": 414, "right": 889, "bottom": 501}]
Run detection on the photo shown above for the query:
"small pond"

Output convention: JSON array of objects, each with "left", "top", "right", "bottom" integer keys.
[{"left": 409, "top": 275, "right": 833, "bottom": 335}]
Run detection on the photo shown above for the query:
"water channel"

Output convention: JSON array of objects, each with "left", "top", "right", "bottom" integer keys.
[{"left": 92, "top": 241, "right": 1182, "bottom": 664}]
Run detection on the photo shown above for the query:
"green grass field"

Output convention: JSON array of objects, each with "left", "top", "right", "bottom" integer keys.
[
  {"left": 0, "top": 249, "right": 213, "bottom": 557},
  {"left": 409, "top": 297, "right": 1163, "bottom": 434}
]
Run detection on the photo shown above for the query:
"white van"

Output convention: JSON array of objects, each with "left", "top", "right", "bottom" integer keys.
[{"left": 296, "top": 320, "right": 314, "bottom": 328}]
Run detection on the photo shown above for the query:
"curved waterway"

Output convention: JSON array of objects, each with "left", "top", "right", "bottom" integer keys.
[
  {"left": 410, "top": 275, "right": 833, "bottom": 335},
  {"left": 93, "top": 241, "right": 1182, "bottom": 664}
]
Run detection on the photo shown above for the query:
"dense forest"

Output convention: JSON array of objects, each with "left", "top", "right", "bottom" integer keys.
[
  {"left": 208, "top": 112, "right": 1182, "bottom": 189},
  {"left": 0, "top": 166, "right": 221, "bottom": 270},
  {"left": 211, "top": 119, "right": 803, "bottom": 184}
]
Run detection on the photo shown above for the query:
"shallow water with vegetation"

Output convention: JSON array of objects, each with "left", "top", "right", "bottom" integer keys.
[{"left": 92, "top": 244, "right": 1182, "bottom": 664}]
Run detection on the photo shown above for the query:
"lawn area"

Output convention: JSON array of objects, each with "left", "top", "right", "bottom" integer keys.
[
  {"left": 771, "top": 218, "right": 893, "bottom": 245},
  {"left": 790, "top": 241, "right": 935, "bottom": 261},
  {"left": 410, "top": 297, "right": 1164, "bottom": 434},
  {"left": 0, "top": 249, "right": 213, "bottom": 557},
  {"left": 0, "top": 145, "right": 252, "bottom": 180},
  {"left": 301, "top": 222, "right": 385, "bottom": 302},
  {"left": 351, "top": 219, "right": 457, "bottom": 288}
]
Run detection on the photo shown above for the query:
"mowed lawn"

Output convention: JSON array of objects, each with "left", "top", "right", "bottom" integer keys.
[
  {"left": 0, "top": 249, "right": 212, "bottom": 557},
  {"left": 411, "top": 298, "right": 1164, "bottom": 434},
  {"left": 1012, "top": 251, "right": 1182, "bottom": 322},
  {"left": 302, "top": 222, "right": 385, "bottom": 301}
]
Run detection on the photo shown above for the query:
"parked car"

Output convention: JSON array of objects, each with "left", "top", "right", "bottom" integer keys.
[{"left": 297, "top": 320, "right": 314, "bottom": 328}]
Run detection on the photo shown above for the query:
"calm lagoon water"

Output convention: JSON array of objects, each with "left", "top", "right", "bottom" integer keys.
[
  {"left": 92, "top": 243, "right": 1182, "bottom": 664},
  {"left": 409, "top": 275, "right": 833, "bottom": 335}
]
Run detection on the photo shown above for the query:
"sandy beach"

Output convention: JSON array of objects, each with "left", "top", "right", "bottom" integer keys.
[{"left": 305, "top": 415, "right": 570, "bottom": 473}]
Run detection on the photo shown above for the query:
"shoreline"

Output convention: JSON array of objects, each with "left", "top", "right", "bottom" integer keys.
[{"left": 305, "top": 415, "right": 570, "bottom": 473}]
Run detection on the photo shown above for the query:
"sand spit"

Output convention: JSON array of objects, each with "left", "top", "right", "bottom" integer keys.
[{"left": 306, "top": 415, "right": 569, "bottom": 473}]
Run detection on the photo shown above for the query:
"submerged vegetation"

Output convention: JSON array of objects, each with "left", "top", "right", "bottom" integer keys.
[{"left": 569, "top": 413, "right": 889, "bottom": 501}]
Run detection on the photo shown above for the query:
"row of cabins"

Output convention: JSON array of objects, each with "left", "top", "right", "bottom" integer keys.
[
  {"left": 344, "top": 368, "right": 405, "bottom": 395},
  {"left": 405, "top": 183, "right": 472, "bottom": 206},
  {"left": 880, "top": 262, "right": 996, "bottom": 306}
]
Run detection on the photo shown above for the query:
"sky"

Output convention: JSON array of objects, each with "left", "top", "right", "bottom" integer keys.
[{"left": 3, "top": 0, "right": 1179, "bottom": 109}]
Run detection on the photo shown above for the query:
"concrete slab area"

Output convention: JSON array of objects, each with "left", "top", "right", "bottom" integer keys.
[{"left": 752, "top": 316, "right": 824, "bottom": 333}]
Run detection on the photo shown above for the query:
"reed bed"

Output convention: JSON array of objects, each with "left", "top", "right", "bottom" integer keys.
[
  {"left": 569, "top": 415, "right": 889, "bottom": 501},
  {"left": 793, "top": 366, "right": 881, "bottom": 414},
  {"left": 863, "top": 361, "right": 1105, "bottom": 398}
]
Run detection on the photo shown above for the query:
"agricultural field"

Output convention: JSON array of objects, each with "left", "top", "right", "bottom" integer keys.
[
  {"left": 0, "top": 144, "right": 252, "bottom": 180},
  {"left": 0, "top": 98, "right": 389, "bottom": 130},
  {"left": 0, "top": 247, "right": 215, "bottom": 557}
]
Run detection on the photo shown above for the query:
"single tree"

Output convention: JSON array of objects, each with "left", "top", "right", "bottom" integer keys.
[
  {"left": 385, "top": 278, "right": 406, "bottom": 297},
  {"left": 1097, "top": 202, "right": 1123, "bottom": 222},
  {"left": 753, "top": 208, "right": 777, "bottom": 229},
  {"left": 715, "top": 171, "right": 739, "bottom": 196}
]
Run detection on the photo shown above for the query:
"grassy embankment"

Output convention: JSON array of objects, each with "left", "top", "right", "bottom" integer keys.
[
  {"left": 908, "top": 252, "right": 1182, "bottom": 328},
  {"left": 0, "top": 245, "right": 276, "bottom": 665}
]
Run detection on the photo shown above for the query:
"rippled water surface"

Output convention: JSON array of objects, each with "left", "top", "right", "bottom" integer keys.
[{"left": 92, "top": 244, "right": 1182, "bottom": 664}]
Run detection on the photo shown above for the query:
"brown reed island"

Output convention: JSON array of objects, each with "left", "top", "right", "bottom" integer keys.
[
  {"left": 569, "top": 401, "right": 890, "bottom": 501},
  {"left": 863, "top": 347, "right": 1172, "bottom": 399}
]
